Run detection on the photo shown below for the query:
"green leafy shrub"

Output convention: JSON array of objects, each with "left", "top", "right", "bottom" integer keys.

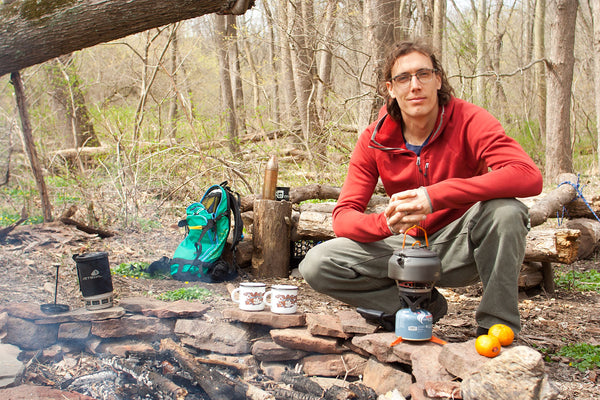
[
  {"left": 111, "top": 261, "right": 167, "bottom": 279},
  {"left": 554, "top": 269, "right": 600, "bottom": 293},
  {"left": 557, "top": 343, "right": 600, "bottom": 372},
  {"left": 0, "top": 213, "right": 44, "bottom": 226},
  {"left": 156, "top": 286, "right": 213, "bottom": 301}
]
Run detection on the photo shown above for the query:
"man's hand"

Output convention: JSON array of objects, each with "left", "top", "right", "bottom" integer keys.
[{"left": 384, "top": 187, "right": 431, "bottom": 234}]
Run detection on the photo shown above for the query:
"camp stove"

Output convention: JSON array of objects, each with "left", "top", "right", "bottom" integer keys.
[{"left": 388, "top": 226, "right": 446, "bottom": 345}]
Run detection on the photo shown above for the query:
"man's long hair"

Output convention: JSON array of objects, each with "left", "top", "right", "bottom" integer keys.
[{"left": 380, "top": 40, "right": 454, "bottom": 122}]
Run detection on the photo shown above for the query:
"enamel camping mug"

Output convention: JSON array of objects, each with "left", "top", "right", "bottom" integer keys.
[
  {"left": 265, "top": 284, "right": 298, "bottom": 314},
  {"left": 231, "top": 282, "right": 266, "bottom": 311}
]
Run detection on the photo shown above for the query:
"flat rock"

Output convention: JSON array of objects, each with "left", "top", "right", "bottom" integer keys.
[
  {"left": 362, "top": 356, "right": 412, "bottom": 397},
  {"left": 35, "top": 306, "right": 126, "bottom": 324},
  {"left": 301, "top": 352, "right": 368, "bottom": 377},
  {"left": 337, "top": 310, "right": 378, "bottom": 334},
  {"left": 306, "top": 313, "right": 351, "bottom": 339},
  {"left": 119, "top": 297, "right": 210, "bottom": 318},
  {"left": 58, "top": 322, "right": 91, "bottom": 340},
  {"left": 410, "top": 344, "right": 454, "bottom": 384},
  {"left": 0, "top": 343, "right": 23, "bottom": 388},
  {"left": 91, "top": 314, "right": 174, "bottom": 338},
  {"left": 461, "top": 346, "right": 559, "bottom": 400},
  {"left": 270, "top": 327, "right": 344, "bottom": 354},
  {"left": 0, "top": 311, "right": 8, "bottom": 331},
  {"left": 223, "top": 307, "right": 306, "bottom": 328},
  {"left": 424, "top": 381, "right": 462, "bottom": 399},
  {"left": 175, "top": 319, "right": 251, "bottom": 354},
  {"left": 4, "top": 316, "right": 58, "bottom": 350},
  {"left": 95, "top": 339, "right": 155, "bottom": 357},
  {"left": 352, "top": 332, "right": 438, "bottom": 364},
  {"left": 0, "top": 384, "right": 97, "bottom": 399},
  {"left": 0, "top": 303, "right": 48, "bottom": 320},
  {"left": 252, "top": 339, "right": 307, "bottom": 361},
  {"left": 438, "top": 339, "right": 492, "bottom": 378}
]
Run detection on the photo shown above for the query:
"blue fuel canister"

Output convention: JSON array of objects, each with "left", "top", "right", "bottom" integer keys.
[{"left": 395, "top": 308, "right": 433, "bottom": 341}]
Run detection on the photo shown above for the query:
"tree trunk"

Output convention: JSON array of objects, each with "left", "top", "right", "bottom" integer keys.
[
  {"left": 592, "top": 1, "right": 600, "bottom": 172},
  {"left": 168, "top": 24, "right": 179, "bottom": 139},
  {"left": 46, "top": 55, "right": 100, "bottom": 149},
  {"left": 545, "top": 0, "right": 578, "bottom": 181},
  {"left": 475, "top": 0, "right": 487, "bottom": 106},
  {"left": 316, "top": 0, "right": 337, "bottom": 119},
  {"left": 228, "top": 15, "right": 247, "bottom": 139},
  {"left": 262, "top": 2, "right": 280, "bottom": 123},
  {"left": 278, "top": 2, "right": 298, "bottom": 127},
  {"left": 215, "top": 14, "right": 240, "bottom": 154},
  {"left": 490, "top": 2, "right": 508, "bottom": 114},
  {"left": 432, "top": 0, "right": 446, "bottom": 58},
  {"left": 358, "top": 0, "right": 396, "bottom": 134},
  {"left": 534, "top": 0, "right": 547, "bottom": 141},
  {"left": 290, "top": 0, "right": 325, "bottom": 161},
  {"left": 0, "top": 0, "right": 255, "bottom": 77},
  {"left": 11, "top": 71, "right": 53, "bottom": 222}
]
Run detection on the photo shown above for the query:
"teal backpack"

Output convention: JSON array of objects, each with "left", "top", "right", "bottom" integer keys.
[{"left": 170, "top": 181, "right": 243, "bottom": 283}]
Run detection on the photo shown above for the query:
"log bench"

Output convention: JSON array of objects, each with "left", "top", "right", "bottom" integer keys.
[{"left": 236, "top": 173, "right": 593, "bottom": 294}]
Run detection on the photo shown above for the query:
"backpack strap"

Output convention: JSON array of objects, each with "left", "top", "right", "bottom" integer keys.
[{"left": 220, "top": 181, "right": 244, "bottom": 266}]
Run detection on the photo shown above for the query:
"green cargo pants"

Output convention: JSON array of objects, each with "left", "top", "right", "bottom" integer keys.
[{"left": 298, "top": 198, "right": 530, "bottom": 334}]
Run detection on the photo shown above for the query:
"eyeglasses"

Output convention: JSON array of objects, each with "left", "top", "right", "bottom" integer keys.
[{"left": 391, "top": 68, "right": 437, "bottom": 87}]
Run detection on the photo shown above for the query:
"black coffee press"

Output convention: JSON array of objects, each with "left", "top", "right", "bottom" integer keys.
[{"left": 40, "top": 264, "right": 70, "bottom": 314}]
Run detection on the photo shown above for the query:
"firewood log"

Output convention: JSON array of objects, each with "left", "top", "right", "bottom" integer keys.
[
  {"left": 528, "top": 173, "right": 578, "bottom": 227},
  {"left": 160, "top": 338, "right": 274, "bottom": 400},
  {"left": 564, "top": 218, "right": 600, "bottom": 259}
]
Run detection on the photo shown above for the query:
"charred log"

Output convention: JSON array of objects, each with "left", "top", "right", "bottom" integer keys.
[
  {"left": 104, "top": 356, "right": 188, "bottom": 400},
  {"left": 347, "top": 383, "right": 378, "bottom": 400},
  {"left": 159, "top": 337, "right": 278, "bottom": 400},
  {"left": 323, "top": 385, "right": 359, "bottom": 399},
  {"left": 279, "top": 370, "right": 324, "bottom": 397},
  {"left": 270, "top": 387, "right": 321, "bottom": 400}
]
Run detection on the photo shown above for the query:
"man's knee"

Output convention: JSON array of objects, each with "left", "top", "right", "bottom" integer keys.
[
  {"left": 481, "top": 198, "right": 529, "bottom": 232},
  {"left": 298, "top": 244, "right": 324, "bottom": 287}
]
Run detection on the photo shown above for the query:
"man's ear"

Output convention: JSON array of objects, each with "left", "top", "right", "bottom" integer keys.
[{"left": 386, "top": 81, "right": 395, "bottom": 99}]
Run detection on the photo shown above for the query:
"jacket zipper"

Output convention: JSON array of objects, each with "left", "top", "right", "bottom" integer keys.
[{"left": 416, "top": 156, "right": 429, "bottom": 177}]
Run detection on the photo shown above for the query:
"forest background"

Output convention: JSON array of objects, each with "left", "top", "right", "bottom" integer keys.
[{"left": 0, "top": 0, "right": 596, "bottom": 231}]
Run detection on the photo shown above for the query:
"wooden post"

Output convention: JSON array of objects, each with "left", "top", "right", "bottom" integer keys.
[{"left": 252, "top": 199, "right": 292, "bottom": 278}]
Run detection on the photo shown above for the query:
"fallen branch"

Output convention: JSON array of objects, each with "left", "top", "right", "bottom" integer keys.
[
  {"left": 0, "top": 207, "right": 27, "bottom": 242},
  {"left": 59, "top": 205, "right": 115, "bottom": 238},
  {"left": 528, "top": 173, "right": 578, "bottom": 227}
]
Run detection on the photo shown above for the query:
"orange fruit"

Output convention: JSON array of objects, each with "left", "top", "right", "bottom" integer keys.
[
  {"left": 488, "top": 324, "right": 515, "bottom": 346},
  {"left": 475, "top": 334, "right": 501, "bottom": 358}
]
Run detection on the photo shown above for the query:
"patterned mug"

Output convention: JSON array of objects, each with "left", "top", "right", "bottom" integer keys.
[
  {"left": 265, "top": 284, "right": 298, "bottom": 314},
  {"left": 231, "top": 282, "right": 266, "bottom": 311}
]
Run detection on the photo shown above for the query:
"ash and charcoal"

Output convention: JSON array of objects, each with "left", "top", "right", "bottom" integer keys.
[{"left": 20, "top": 347, "right": 378, "bottom": 400}]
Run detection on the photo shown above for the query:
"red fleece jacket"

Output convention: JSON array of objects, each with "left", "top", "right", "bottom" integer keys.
[{"left": 332, "top": 97, "right": 543, "bottom": 242}]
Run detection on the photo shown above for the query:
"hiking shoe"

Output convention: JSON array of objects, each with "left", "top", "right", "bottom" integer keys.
[
  {"left": 356, "top": 308, "right": 395, "bottom": 331},
  {"left": 356, "top": 287, "right": 448, "bottom": 331},
  {"left": 476, "top": 326, "right": 488, "bottom": 336},
  {"left": 427, "top": 287, "right": 448, "bottom": 324}
]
